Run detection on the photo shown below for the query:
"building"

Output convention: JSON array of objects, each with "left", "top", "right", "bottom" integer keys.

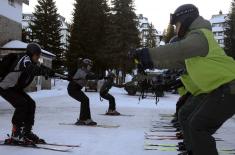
[
  {"left": 137, "top": 14, "right": 162, "bottom": 47},
  {"left": 210, "top": 11, "right": 227, "bottom": 48},
  {"left": 0, "top": 0, "right": 55, "bottom": 91},
  {"left": 22, "top": 13, "right": 70, "bottom": 52},
  {"left": 0, "top": 0, "right": 29, "bottom": 46}
]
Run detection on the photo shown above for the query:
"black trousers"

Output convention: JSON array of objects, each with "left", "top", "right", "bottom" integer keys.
[
  {"left": 67, "top": 82, "right": 91, "bottom": 120},
  {"left": 0, "top": 88, "right": 36, "bottom": 127},
  {"left": 175, "top": 93, "right": 191, "bottom": 119},
  {"left": 189, "top": 82, "right": 235, "bottom": 155},
  {"left": 100, "top": 93, "right": 116, "bottom": 111}
]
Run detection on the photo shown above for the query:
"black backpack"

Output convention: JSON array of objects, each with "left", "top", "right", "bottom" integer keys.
[{"left": 0, "top": 53, "right": 19, "bottom": 82}]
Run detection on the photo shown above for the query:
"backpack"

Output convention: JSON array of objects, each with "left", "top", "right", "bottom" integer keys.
[{"left": 0, "top": 53, "right": 19, "bottom": 82}]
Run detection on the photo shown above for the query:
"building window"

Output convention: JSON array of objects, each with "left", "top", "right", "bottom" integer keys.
[
  {"left": 218, "top": 32, "right": 223, "bottom": 36},
  {"left": 8, "top": 0, "right": 15, "bottom": 7},
  {"left": 218, "top": 39, "right": 224, "bottom": 44}
]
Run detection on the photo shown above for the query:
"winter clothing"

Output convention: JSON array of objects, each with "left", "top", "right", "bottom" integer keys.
[
  {"left": 181, "top": 28, "right": 235, "bottom": 95},
  {"left": 26, "top": 43, "right": 42, "bottom": 57},
  {"left": 139, "top": 14, "right": 235, "bottom": 155},
  {"left": 100, "top": 93, "right": 116, "bottom": 111},
  {"left": 170, "top": 4, "right": 199, "bottom": 38},
  {"left": 178, "top": 94, "right": 206, "bottom": 151},
  {"left": 189, "top": 81, "right": 235, "bottom": 155},
  {"left": 67, "top": 67, "right": 100, "bottom": 121},
  {"left": 67, "top": 81, "right": 91, "bottom": 120},
  {"left": 75, "top": 119, "right": 97, "bottom": 126},
  {"left": 148, "top": 16, "right": 211, "bottom": 69},
  {"left": 170, "top": 4, "right": 199, "bottom": 25},
  {"left": 100, "top": 77, "right": 123, "bottom": 111},
  {"left": 0, "top": 88, "right": 36, "bottom": 127},
  {"left": 0, "top": 54, "right": 54, "bottom": 128},
  {"left": 0, "top": 53, "right": 54, "bottom": 143},
  {"left": 0, "top": 55, "right": 53, "bottom": 90}
]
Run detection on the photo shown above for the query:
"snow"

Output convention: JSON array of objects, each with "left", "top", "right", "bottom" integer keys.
[
  {"left": 0, "top": 80, "right": 235, "bottom": 155},
  {"left": 2, "top": 40, "right": 56, "bottom": 57}
]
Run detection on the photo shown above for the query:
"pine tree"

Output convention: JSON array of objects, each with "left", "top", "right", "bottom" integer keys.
[
  {"left": 145, "top": 23, "right": 157, "bottom": 48},
  {"left": 163, "top": 24, "right": 175, "bottom": 43},
  {"left": 29, "top": 0, "right": 63, "bottom": 72},
  {"left": 108, "top": 0, "right": 140, "bottom": 72},
  {"left": 67, "top": 0, "right": 109, "bottom": 73},
  {"left": 224, "top": 0, "right": 235, "bottom": 58}
]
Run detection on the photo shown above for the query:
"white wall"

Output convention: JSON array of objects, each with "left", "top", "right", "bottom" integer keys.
[{"left": 0, "top": 0, "right": 23, "bottom": 23}]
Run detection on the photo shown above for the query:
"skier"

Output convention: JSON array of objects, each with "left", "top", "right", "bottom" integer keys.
[
  {"left": 67, "top": 58, "right": 102, "bottom": 126},
  {"left": 100, "top": 72, "right": 123, "bottom": 115},
  {"left": 131, "top": 4, "right": 235, "bottom": 155},
  {"left": 0, "top": 43, "right": 55, "bottom": 144}
]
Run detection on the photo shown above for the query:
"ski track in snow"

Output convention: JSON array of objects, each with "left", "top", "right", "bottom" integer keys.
[{"left": 0, "top": 80, "right": 235, "bottom": 155}]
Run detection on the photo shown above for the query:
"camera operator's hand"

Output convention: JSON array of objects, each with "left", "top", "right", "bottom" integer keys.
[{"left": 129, "top": 48, "right": 154, "bottom": 70}]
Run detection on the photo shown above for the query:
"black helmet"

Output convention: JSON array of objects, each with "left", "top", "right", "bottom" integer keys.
[
  {"left": 170, "top": 4, "right": 199, "bottom": 38},
  {"left": 26, "top": 43, "right": 42, "bottom": 57},
  {"left": 170, "top": 4, "right": 199, "bottom": 25},
  {"left": 169, "top": 35, "right": 181, "bottom": 44},
  {"left": 82, "top": 58, "right": 93, "bottom": 67}
]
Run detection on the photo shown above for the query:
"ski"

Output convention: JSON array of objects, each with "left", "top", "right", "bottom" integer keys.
[
  {"left": 159, "top": 114, "right": 175, "bottom": 117},
  {"left": 59, "top": 123, "right": 120, "bottom": 128},
  {"left": 0, "top": 142, "right": 72, "bottom": 152},
  {"left": 0, "top": 140, "right": 80, "bottom": 148},
  {"left": 144, "top": 142, "right": 178, "bottom": 147},
  {"left": 145, "top": 136, "right": 223, "bottom": 141},
  {"left": 151, "top": 125, "right": 175, "bottom": 128},
  {"left": 144, "top": 145, "right": 178, "bottom": 151},
  {"left": 144, "top": 144, "right": 235, "bottom": 154},
  {"left": 151, "top": 126, "right": 175, "bottom": 129},
  {"left": 39, "top": 143, "right": 80, "bottom": 147},
  {"left": 145, "top": 137, "right": 181, "bottom": 140},
  {"left": 99, "top": 114, "right": 135, "bottom": 117},
  {"left": 150, "top": 129, "right": 177, "bottom": 132},
  {"left": 145, "top": 132, "right": 177, "bottom": 138}
]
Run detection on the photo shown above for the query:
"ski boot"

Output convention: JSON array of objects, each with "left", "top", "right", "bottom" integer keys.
[
  {"left": 178, "top": 142, "right": 186, "bottom": 151},
  {"left": 178, "top": 151, "right": 193, "bottom": 155},
  {"left": 23, "top": 126, "right": 46, "bottom": 144},
  {"left": 176, "top": 132, "right": 184, "bottom": 139},
  {"left": 5, "top": 125, "right": 34, "bottom": 145},
  {"left": 75, "top": 119, "right": 97, "bottom": 126},
  {"left": 105, "top": 110, "right": 121, "bottom": 116}
]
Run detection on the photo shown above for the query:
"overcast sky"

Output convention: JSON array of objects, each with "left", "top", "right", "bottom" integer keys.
[{"left": 23, "top": 0, "right": 232, "bottom": 31}]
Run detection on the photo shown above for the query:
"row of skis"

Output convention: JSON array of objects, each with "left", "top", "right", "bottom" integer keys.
[
  {"left": 0, "top": 113, "right": 134, "bottom": 152},
  {"left": 144, "top": 114, "right": 235, "bottom": 154}
]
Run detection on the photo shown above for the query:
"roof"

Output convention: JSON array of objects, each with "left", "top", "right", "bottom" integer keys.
[
  {"left": 210, "top": 14, "right": 227, "bottom": 23},
  {"left": 1, "top": 40, "right": 56, "bottom": 57}
]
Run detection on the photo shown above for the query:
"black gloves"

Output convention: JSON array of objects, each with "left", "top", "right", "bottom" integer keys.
[
  {"left": 41, "top": 65, "right": 55, "bottom": 78},
  {"left": 130, "top": 48, "right": 154, "bottom": 70}
]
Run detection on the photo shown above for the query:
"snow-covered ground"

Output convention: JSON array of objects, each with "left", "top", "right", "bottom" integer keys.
[{"left": 0, "top": 80, "right": 235, "bottom": 155}]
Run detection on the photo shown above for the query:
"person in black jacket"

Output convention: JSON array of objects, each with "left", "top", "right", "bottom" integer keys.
[
  {"left": 0, "top": 43, "right": 55, "bottom": 144},
  {"left": 67, "top": 58, "right": 102, "bottom": 126},
  {"left": 100, "top": 72, "right": 123, "bottom": 115}
]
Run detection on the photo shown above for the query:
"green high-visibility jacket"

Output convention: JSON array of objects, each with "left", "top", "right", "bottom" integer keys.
[
  {"left": 181, "top": 29, "right": 235, "bottom": 95},
  {"left": 148, "top": 16, "right": 235, "bottom": 96}
]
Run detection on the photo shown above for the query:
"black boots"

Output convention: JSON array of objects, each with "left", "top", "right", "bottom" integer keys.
[
  {"left": 75, "top": 119, "right": 97, "bottom": 126},
  {"left": 23, "top": 126, "right": 46, "bottom": 144}
]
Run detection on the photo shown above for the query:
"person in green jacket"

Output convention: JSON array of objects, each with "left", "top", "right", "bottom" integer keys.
[{"left": 132, "top": 4, "right": 235, "bottom": 155}]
